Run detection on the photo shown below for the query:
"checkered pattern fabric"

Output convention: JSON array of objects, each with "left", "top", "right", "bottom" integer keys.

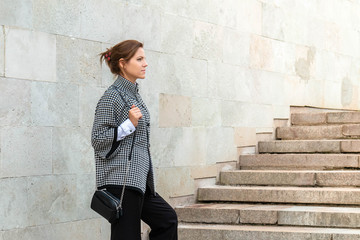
[{"left": 91, "top": 75, "right": 155, "bottom": 195}]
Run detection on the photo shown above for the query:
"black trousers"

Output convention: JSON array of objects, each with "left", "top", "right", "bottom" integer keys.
[{"left": 107, "top": 186, "right": 178, "bottom": 240}]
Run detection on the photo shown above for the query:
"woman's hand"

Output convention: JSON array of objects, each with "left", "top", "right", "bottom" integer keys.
[{"left": 129, "top": 105, "right": 143, "bottom": 127}]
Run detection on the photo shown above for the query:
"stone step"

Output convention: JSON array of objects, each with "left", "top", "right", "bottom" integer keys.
[
  {"left": 239, "top": 154, "right": 360, "bottom": 170},
  {"left": 276, "top": 124, "right": 360, "bottom": 140},
  {"left": 220, "top": 170, "right": 360, "bottom": 187},
  {"left": 179, "top": 223, "right": 360, "bottom": 240},
  {"left": 291, "top": 112, "right": 360, "bottom": 126},
  {"left": 258, "top": 140, "right": 360, "bottom": 153},
  {"left": 176, "top": 203, "right": 360, "bottom": 228},
  {"left": 198, "top": 185, "right": 360, "bottom": 205}
]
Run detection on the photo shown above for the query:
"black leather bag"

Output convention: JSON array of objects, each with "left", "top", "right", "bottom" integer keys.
[{"left": 91, "top": 189, "right": 123, "bottom": 223}]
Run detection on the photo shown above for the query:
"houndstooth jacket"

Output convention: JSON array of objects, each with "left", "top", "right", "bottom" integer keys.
[{"left": 91, "top": 75, "right": 155, "bottom": 195}]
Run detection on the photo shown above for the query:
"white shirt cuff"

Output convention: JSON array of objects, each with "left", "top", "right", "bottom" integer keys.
[{"left": 117, "top": 119, "right": 135, "bottom": 141}]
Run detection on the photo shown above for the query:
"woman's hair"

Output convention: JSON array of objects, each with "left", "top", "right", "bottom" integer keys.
[{"left": 100, "top": 40, "right": 144, "bottom": 75}]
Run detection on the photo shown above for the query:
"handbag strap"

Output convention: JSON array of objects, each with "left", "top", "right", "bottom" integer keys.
[{"left": 113, "top": 86, "right": 137, "bottom": 211}]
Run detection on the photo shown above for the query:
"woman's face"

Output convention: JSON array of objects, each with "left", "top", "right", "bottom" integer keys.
[{"left": 120, "top": 47, "right": 148, "bottom": 83}]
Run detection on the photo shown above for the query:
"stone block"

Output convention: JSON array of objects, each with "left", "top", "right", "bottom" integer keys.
[
  {"left": 278, "top": 206, "right": 360, "bottom": 228},
  {"left": 192, "top": 97, "right": 221, "bottom": 127},
  {"left": 327, "top": 112, "right": 360, "bottom": 124},
  {"left": 52, "top": 127, "right": 94, "bottom": 174},
  {"left": 0, "top": 127, "right": 52, "bottom": 178},
  {"left": 198, "top": 185, "right": 360, "bottom": 205},
  {"left": 79, "top": 0, "right": 124, "bottom": 43},
  {"left": 262, "top": 2, "right": 285, "bottom": 40},
  {"left": 222, "top": 29, "right": 249, "bottom": 67},
  {"left": 192, "top": 21, "right": 223, "bottom": 61},
  {"left": 56, "top": 36, "right": 102, "bottom": 86},
  {"left": 343, "top": 124, "right": 360, "bottom": 136},
  {"left": 123, "top": 4, "right": 162, "bottom": 51},
  {"left": 156, "top": 167, "right": 195, "bottom": 198},
  {"left": 205, "top": 127, "right": 237, "bottom": 165},
  {"left": 291, "top": 113, "right": 327, "bottom": 126},
  {"left": 27, "top": 175, "right": 78, "bottom": 226},
  {"left": 240, "top": 205, "right": 288, "bottom": 224},
  {"left": 172, "top": 127, "right": 207, "bottom": 167},
  {"left": 191, "top": 165, "right": 218, "bottom": 180},
  {"left": 220, "top": 170, "right": 315, "bottom": 186},
  {"left": 0, "top": 26, "right": 4, "bottom": 76},
  {"left": 239, "top": 154, "right": 359, "bottom": 170},
  {"left": 177, "top": 204, "right": 247, "bottom": 224},
  {"left": 250, "top": 34, "right": 295, "bottom": 75},
  {"left": 276, "top": 125, "right": 343, "bottom": 140},
  {"left": 316, "top": 171, "right": 360, "bottom": 187},
  {"left": 33, "top": 0, "right": 81, "bottom": 37},
  {"left": 179, "top": 224, "right": 332, "bottom": 240},
  {"left": 234, "top": 127, "right": 257, "bottom": 147},
  {"left": 160, "top": 14, "right": 193, "bottom": 56},
  {"left": 31, "top": 82, "right": 79, "bottom": 127},
  {"left": 207, "top": 62, "right": 249, "bottom": 101},
  {"left": 159, "top": 93, "right": 191, "bottom": 127},
  {"left": 79, "top": 86, "right": 105, "bottom": 127},
  {"left": 1, "top": 218, "right": 103, "bottom": 240},
  {"left": 0, "top": 177, "right": 28, "bottom": 230},
  {"left": 0, "top": 78, "right": 31, "bottom": 126},
  {"left": 5, "top": 27, "right": 56, "bottom": 82},
  {"left": 221, "top": 101, "right": 273, "bottom": 128},
  {"left": 76, "top": 173, "right": 98, "bottom": 220},
  {"left": 341, "top": 140, "right": 360, "bottom": 153},
  {"left": 258, "top": 140, "right": 341, "bottom": 153},
  {"left": 0, "top": 0, "right": 33, "bottom": 29}
]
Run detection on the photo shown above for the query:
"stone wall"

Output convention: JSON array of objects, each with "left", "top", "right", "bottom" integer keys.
[{"left": 0, "top": 0, "right": 359, "bottom": 238}]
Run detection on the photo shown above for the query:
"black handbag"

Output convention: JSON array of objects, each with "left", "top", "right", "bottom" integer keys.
[{"left": 90, "top": 87, "right": 136, "bottom": 223}]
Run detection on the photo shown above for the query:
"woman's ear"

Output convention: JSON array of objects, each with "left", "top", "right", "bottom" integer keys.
[{"left": 119, "top": 58, "right": 126, "bottom": 69}]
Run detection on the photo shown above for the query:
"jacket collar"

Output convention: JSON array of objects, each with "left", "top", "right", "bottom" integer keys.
[{"left": 112, "top": 75, "right": 139, "bottom": 96}]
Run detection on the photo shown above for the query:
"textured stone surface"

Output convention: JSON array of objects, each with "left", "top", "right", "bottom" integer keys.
[
  {"left": 31, "top": 82, "right": 79, "bottom": 127},
  {"left": 258, "top": 140, "right": 341, "bottom": 153},
  {"left": 159, "top": 93, "right": 191, "bottom": 127},
  {"left": 79, "top": 0, "right": 124, "bottom": 43},
  {"left": 316, "top": 171, "right": 360, "bottom": 187},
  {"left": 193, "top": 21, "right": 223, "bottom": 61},
  {"left": 52, "top": 127, "right": 94, "bottom": 174},
  {"left": 192, "top": 97, "right": 221, "bottom": 127},
  {"left": 27, "top": 175, "right": 78, "bottom": 225},
  {"left": 239, "top": 154, "right": 359, "bottom": 170},
  {"left": 179, "top": 224, "right": 335, "bottom": 240},
  {"left": 328, "top": 112, "right": 360, "bottom": 124},
  {"left": 177, "top": 204, "right": 245, "bottom": 224},
  {"left": 343, "top": 124, "right": 360, "bottom": 136},
  {"left": 33, "top": 0, "right": 81, "bottom": 36},
  {"left": 0, "top": 78, "right": 31, "bottom": 126},
  {"left": 56, "top": 35, "right": 102, "bottom": 86},
  {"left": 0, "top": 127, "right": 52, "bottom": 178},
  {"left": 341, "top": 140, "right": 360, "bottom": 153},
  {"left": 160, "top": 14, "right": 193, "bottom": 56},
  {"left": 1, "top": 219, "right": 104, "bottom": 240},
  {"left": 79, "top": 85, "right": 105, "bottom": 127},
  {"left": 239, "top": 205, "right": 287, "bottom": 224},
  {"left": 198, "top": 185, "right": 360, "bottom": 205},
  {"left": 220, "top": 170, "right": 315, "bottom": 186},
  {"left": 5, "top": 27, "right": 56, "bottom": 82},
  {"left": 276, "top": 125, "right": 343, "bottom": 140},
  {"left": 279, "top": 206, "right": 360, "bottom": 228},
  {"left": 223, "top": 29, "right": 249, "bottom": 67},
  {"left": 0, "top": 26, "right": 4, "bottom": 77},
  {"left": 0, "top": 177, "right": 28, "bottom": 230},
  {"left": 0, "top": 0, "right": 32, "bottom": 28}
]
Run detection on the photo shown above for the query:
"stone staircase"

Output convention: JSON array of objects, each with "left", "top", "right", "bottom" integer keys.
[{"left": 176, "top": 111, "right": 360, "bottom": 239}]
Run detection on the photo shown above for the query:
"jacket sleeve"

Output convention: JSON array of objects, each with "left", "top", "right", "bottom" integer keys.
[{"left": 91, "top": 90, "right": 127, "bottom": 159}]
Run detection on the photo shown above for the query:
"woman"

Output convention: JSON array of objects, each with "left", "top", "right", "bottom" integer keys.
[{"left": 91, "top": 40, "right": 178, "bottom": 240}]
